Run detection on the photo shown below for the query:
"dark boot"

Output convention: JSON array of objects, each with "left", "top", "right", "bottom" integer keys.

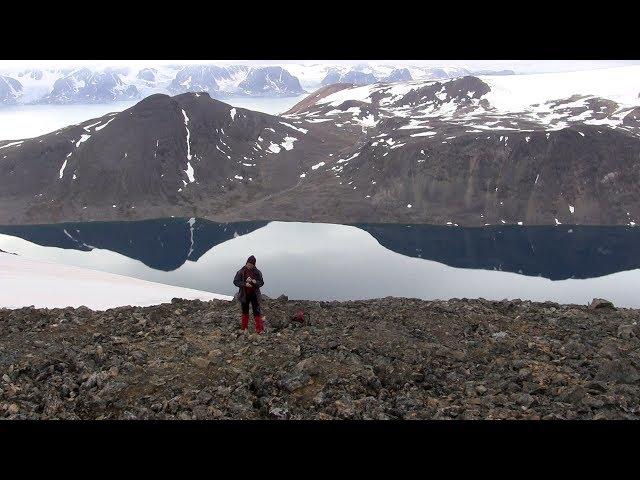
[{"left": 241, "top": 313, "right": 249, "bottom": 330}]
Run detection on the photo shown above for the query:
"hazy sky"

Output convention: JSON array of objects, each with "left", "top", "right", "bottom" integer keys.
[{"left": 1, "top": 60, "right": 639, "bottom": 74}]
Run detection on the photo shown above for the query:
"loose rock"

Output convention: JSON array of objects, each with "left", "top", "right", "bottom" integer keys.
[{"left": 1, "top": 297, "right": 639, "bottom": 419}]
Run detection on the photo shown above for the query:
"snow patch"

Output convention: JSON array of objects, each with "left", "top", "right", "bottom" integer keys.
[
  {"left": 185, "top": 162, "right": 195, "bottom": 183},
  {"left": 410, "top": 131, "right": 437, "bottom": 137},
  {"left": 0, "top": 141, "right": 23, "bottom": 150},
  {"left": 94, "top": 118, "right": 115, "bottom": 132},
  {"left": 75, "top": 134, "right": 91, "bottom": 147},
  {"left": 281, "top": 136, "right": 297, "bottom": 151},
  {"left": 182, "top": 109, "right": 193, "bottom": 161},
  {"left": 58, "top": 158, "right": 68, "bottom": 179},
  {"left": 268, "top": 142, "right": 281, "bottom": 154},
  {"left": 280, "top": 122, "right": 308, "bottom": 134}
]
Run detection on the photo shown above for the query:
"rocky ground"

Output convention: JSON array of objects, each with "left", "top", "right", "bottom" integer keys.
[{"left": 1, "top": 296, "right": 639, "bottom": 420}]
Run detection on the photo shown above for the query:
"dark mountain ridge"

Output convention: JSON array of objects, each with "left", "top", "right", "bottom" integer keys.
[{"left": 1, "top": 73, "right": 639, "bottom": 226}]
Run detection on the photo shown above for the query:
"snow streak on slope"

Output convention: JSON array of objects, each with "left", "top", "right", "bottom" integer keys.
[{"left": 181, "top": 108, "right": 195, "bottom": 183}]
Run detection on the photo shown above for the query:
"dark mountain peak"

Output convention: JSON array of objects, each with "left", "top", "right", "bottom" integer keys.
[
  {"left": 444, "top": 75, "right": 491, "bottom": 98},
  {"left": 0, "top": 91, "right": 342, "bottom": 224},
  {"left": 392, "top": 75, "right": 491, "bottom": 108},
  {"left": 131, "top": 92, "right": 172, "bottom": 106},
  {"left": 129, "top": 91, "right": 229, "bottom": 115}
]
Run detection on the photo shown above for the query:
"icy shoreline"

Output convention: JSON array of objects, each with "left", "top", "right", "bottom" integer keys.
[{"left": 0, "top": 253, "right": 231, "bottom": 310}]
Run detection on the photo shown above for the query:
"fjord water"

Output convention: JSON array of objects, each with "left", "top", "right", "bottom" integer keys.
[
  {"left": 1, "top": 219, "right": 640, "bottom": 307},
  {"left": 0, "top": 102, "right": 139, "bottom": 141}
]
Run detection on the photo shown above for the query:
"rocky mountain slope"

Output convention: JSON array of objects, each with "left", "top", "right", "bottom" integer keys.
[
  {"left": 0, "top": 91, "right": 352, "bottom": 224},
  {"left": 271, "top": 69, "right": 640, "bottom": 226},
  {"left": 1, "top": 67, "right": 639, "bottom": 225},
  {"left": 2, "top": 297, "right": 639, "bottom": 419}
]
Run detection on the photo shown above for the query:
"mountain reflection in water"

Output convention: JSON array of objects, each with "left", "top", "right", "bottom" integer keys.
[
  {"left": 0, "top": 219, "right": 268, "bottom": 271},
  {"left": 1, "top": 219, "right": 639, "bottom": 280},
  {"left": 354, "top": 223, "right": 640, "bottom": 280}
]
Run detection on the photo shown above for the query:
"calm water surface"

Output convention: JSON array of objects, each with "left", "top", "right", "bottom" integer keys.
[{"left": 1, "top": 219, "right": 639, "bottom": 307}]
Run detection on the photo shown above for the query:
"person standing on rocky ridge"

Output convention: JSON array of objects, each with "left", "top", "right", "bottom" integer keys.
[{"left": 233, "top": 255, "right": 265, "bottom": 334}]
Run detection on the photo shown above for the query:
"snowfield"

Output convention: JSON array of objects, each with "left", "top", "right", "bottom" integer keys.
[
  {"left": 286, "top": 66, "right": 640, "bottom": 138},
  {"left": 480, "top": 66, "right": 640, "bottom": 111},
  {"left": 0, "top": 253, "right": 231, "bottom": 310},
  {"left": 312, "top": 66, "right": 640, "bottom": 114}
]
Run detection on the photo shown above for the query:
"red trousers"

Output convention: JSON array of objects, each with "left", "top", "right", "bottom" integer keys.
[{"left": 241, "top": 312, "right": 264, "bottom": 333}]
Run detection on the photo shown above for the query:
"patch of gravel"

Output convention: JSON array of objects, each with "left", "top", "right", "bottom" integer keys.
[{"left": 1, "top": 297, "right": 639, "bottom": 420}]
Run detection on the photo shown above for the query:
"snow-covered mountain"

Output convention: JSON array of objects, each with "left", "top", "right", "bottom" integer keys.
[
  {"left": 0, "top": 64, "right": 306, "bottom": 106},
  {"left": 317, "top": 64, "right": 509, "bottom": 87},
  {"left": 0, "top": 62, "right": 514, "bottom": 106},
  {"left": 321, "top": 70, "right": 378, "bottom": 86},
  {"left": 277, "top": 66, "right": 640, "bottom": 226},
  {"left": 2, "top": 66, "right": 639, "bottom": 227},
  {"left": 291, "top": 67, "right": 640, "bottom": 133},
  {"left": 167, "top": 65, "right": 304, "bottom": 97},
  {"left": 383, "top": 68, "right": 413, "bottom": 83},
  {"left": 39, "top": 68, "right": 140, "bottom": 104},
  {"left": 0, "top": 76, "right": 22, "bottom": 104}
]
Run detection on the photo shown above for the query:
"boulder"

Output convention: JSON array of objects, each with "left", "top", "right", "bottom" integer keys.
[{"left": 589, "top": 298, "right": 615, "bottom": 310}]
